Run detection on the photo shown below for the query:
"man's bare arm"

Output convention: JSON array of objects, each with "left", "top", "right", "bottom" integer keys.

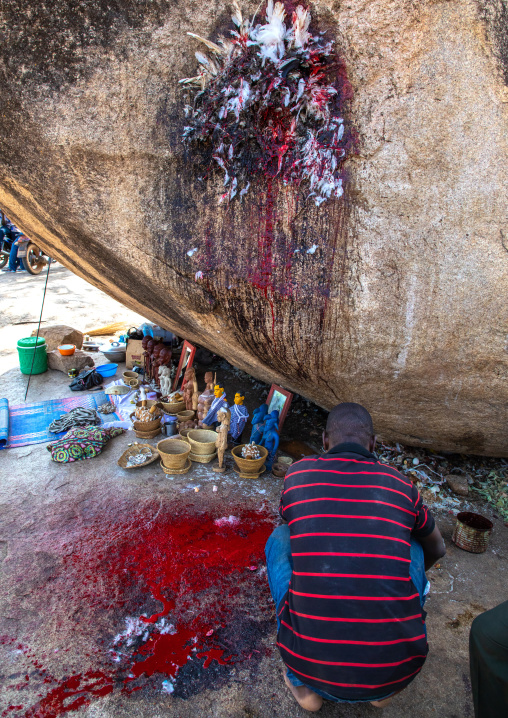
[{"left": 416, "top": 525, "right": 446, "bottom": 571}]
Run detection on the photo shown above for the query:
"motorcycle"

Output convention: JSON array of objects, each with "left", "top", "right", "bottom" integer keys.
[{"left": 0, "top": 234, "right": 50, "bottom": 275}]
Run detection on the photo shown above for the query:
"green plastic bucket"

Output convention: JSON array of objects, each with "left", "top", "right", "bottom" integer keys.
[{"left": 17, "top": 337, "right": 48, "bottom": 375}]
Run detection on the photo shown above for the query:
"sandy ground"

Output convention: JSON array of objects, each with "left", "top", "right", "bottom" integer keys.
[{"left": 0, "top": 266, "right": 507, "bottom": 718}]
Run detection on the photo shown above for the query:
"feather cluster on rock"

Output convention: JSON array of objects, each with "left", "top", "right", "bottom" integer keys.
[{"left": 181, "top": 1, "right": 353, "bottom": 206}]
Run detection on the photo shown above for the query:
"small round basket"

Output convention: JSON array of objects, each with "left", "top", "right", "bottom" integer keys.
[
  {"left": 135, "top": 426, "right": 161, "bottom": 439},
  {"left": 123, "top": 370, "right": 141, "bottom": 387},
  {"left": 177, "top": 410, "right": 195, "bottom": 423},
  {"left": 161, "top": 400, "right": 186, "bottom": 414},
  {"left": 231, "top": 444, "right": 268, "bottom": 475},
  {"left": 117, "top": 444, "right": 159, "bottom": 470},
  {"left": 157, "top": 439, "right": 191, "bottom": 469},
  {"left": 130, "top": 412, "right": 161, "bottom": 433},
  {"left": 189, "top": 450, "right": 217, "bottom": 464},
  {"left": 187, "top": 429, "right": 218, "bottom": 455},
  {"left": 452, "top": 512, "right": 493, "bottom": 553},
  {"left": 136, "top": 400, "right": 162, "bottom": 411}
]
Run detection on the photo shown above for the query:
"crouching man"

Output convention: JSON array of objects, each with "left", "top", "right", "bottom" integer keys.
[{"left": 265, "top": 403, "right": 446, "bottom": 711}]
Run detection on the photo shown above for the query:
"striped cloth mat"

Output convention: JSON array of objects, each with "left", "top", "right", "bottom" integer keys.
[{"left": 0, "top": 391, "right": 121, "bottom": 449}]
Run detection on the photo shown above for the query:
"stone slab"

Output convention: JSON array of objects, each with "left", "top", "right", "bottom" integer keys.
[{"left": 47, "top": 348, "right": 94, "bottom": 373}]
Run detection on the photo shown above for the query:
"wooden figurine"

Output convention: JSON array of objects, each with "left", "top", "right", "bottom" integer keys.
[
  {"left": 197, "top": 370, "right": 215, "bottom": 424},
  {"left": 213, "top": 407, "right": 231, "bottom": 473},
  {"left": 184, "top": 366, "right": 199, "bottom": 411},
  {"left": 142, "top": 337, "right": 155, "bottom": 380},
  {"left": 229, "top": 393, "right": 249, "bottom": 443},
  {"left": 152, "top": 342, "right": 167, "bottom": 386}
]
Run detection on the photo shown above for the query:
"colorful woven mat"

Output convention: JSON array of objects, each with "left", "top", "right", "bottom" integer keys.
[{"left": 0, "top": 392, "right": 121, "bottom": 449}]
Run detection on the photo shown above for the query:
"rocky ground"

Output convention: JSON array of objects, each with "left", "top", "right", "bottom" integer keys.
[{"left": 0, "top": 266, "right": 507, "bottom": 718}]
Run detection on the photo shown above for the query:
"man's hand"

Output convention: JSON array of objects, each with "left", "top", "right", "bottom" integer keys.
[{"left": 417, "top": 525, "right": 446, "bottom": 571}]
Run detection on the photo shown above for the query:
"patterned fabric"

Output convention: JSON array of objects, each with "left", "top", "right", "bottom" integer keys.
[
  {"left": 203, "top": 395, "right": 228, "bottom": 427},
  {"left": 229, "top": 403, "right": 249, "bottom": 440},
  {"left": 47, "top": 425, "right": 124, "bottom": 463}
]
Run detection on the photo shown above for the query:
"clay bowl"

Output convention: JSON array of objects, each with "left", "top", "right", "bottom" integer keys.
[
  {"left": 157, "top": 439, "right": 191, "bottom": 469},
  {"left": 130, "top": 412, "right": 161, "bottom": 433},
  {"left": 187, "top": 429, "right": 218, "bottom": 455},
  {"left": 123, "top": 370, "right": 141, "bottom": 387},
  {"left": 272, "top": 462, "right": 288, "bottom": 478},
  {"left": 177, "top": 410, "right": 195, "bottom": 423},
  {"left": 161, "top": 400, "right": 186, "bottom": 414},
  {"left": 58, "top": 344, "right": 76, "bottom": 356},
  {"left": 231, "top": 444, "right": 268, "bottom": 475}
]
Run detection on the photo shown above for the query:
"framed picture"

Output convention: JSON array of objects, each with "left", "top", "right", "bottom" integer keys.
[
  {"left": 172, "top": 340, "right": 196, "bottom": 391},
  {"left": 266, "top": 384, "right": 293, "bottom": 431}
]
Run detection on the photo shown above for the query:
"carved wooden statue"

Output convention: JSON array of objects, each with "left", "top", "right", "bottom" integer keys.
[
  {"left": 197, "top": 371, "right": 215, "bottom": 423},
  {"left": 213, "top": 407, "right": 231, "bottom": 473},
  {"left": 184, "top": 366, "right": 199, "bottom": 412}
]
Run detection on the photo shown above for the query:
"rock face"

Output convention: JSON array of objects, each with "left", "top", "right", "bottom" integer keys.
[{"left": 0, "top": 1, "right": 507, "bottom": 456}]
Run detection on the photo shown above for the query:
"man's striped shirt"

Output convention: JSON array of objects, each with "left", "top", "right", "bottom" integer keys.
[{"left": 277, "top": 442, "right": 435, "bottom": 701}]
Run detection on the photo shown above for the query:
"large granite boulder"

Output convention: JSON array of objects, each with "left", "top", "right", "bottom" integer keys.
[{"left": 0, "top": 1, "right": 506, "bottom": 455}]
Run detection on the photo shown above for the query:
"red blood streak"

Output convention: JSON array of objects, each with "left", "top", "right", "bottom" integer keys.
[
  {"left": 196, "top": 648, "right": 230, "bottom": 669},
  {"left": 23, "top": 673, "right": 113, "bottom": 718},
  {"left": 2, "top": 503, "right": 274, "bottom": 717}
]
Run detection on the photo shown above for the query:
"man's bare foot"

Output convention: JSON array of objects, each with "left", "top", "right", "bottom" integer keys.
[
  {"left": 370, "top": 696, "right": 394, "bottom": 708},
  {"left": 283, "top": 671, "right": 323, "bottom": 712},
  {"left": 370, "top": 687, "right": 406, "bottom": 708}
]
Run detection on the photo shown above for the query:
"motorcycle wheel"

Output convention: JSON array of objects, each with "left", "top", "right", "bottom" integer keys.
[
  {"left": 0, "top": 253, "right": 8, "bottom": 269},
  {"left": 24, "top": 243, "right": 47, "bottom": 275}
]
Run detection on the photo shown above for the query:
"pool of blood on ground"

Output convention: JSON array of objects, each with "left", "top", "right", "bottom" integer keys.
[{"left": 1, "top": 502, "right": 275, "bottom": 717}]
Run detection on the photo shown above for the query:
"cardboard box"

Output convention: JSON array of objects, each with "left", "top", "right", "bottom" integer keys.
[{"left": 126, "top": 339, "right": 144, "bottom": 369}]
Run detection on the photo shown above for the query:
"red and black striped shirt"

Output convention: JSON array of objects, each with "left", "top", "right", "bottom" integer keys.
[{"left": 278, "top": 442, "right": 435, "bottom": 701}]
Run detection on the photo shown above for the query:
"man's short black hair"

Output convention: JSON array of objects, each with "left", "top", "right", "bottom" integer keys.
[{"left": 326, "top": 402, "right": 374, "bottom": 443}]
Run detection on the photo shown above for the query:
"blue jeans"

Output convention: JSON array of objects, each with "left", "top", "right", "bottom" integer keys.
[
  {"left": 265, "top": 524, "right": 429, "bottom": 704},
  {"left": 8, "top": 241, "right": 25, "bottom": 271}
]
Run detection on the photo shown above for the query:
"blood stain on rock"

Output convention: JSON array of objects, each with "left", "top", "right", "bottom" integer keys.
[{"left": 1, "top": 501, "right": 275, "bottom": 716}]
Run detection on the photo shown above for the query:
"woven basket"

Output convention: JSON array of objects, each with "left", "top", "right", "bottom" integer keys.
[
  {"left": 177, "top": 410, "right": 195, "bottom": 422},
  {"left": 452, "top": 512, "right": 493, "bottom": 553},
  {"left": 136, "top": 400, "right": 162, "bottom": 411},
  {"left": 130, "top": 412, "right": 161, "bottom": 433},
  {"left": 189, "top": 450, "right": 217, "bottom": 463},
  {"left": 118, "top": 444, "right": 159, "bottom": 470},
  {"left": 161, "top": 400, "right": 186, "bottom": 414},
  {"left": 187, "top": 429, "right": 218, "bottom": 455},
  {"left": 157, "top": 438, "right": 191, "bottom": 469},
  {"left": 135, "top": 426, "right": 161, "bottom": 439},
  {"left": 231, "top": 444, "right": 268, "bottom": 474}
]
